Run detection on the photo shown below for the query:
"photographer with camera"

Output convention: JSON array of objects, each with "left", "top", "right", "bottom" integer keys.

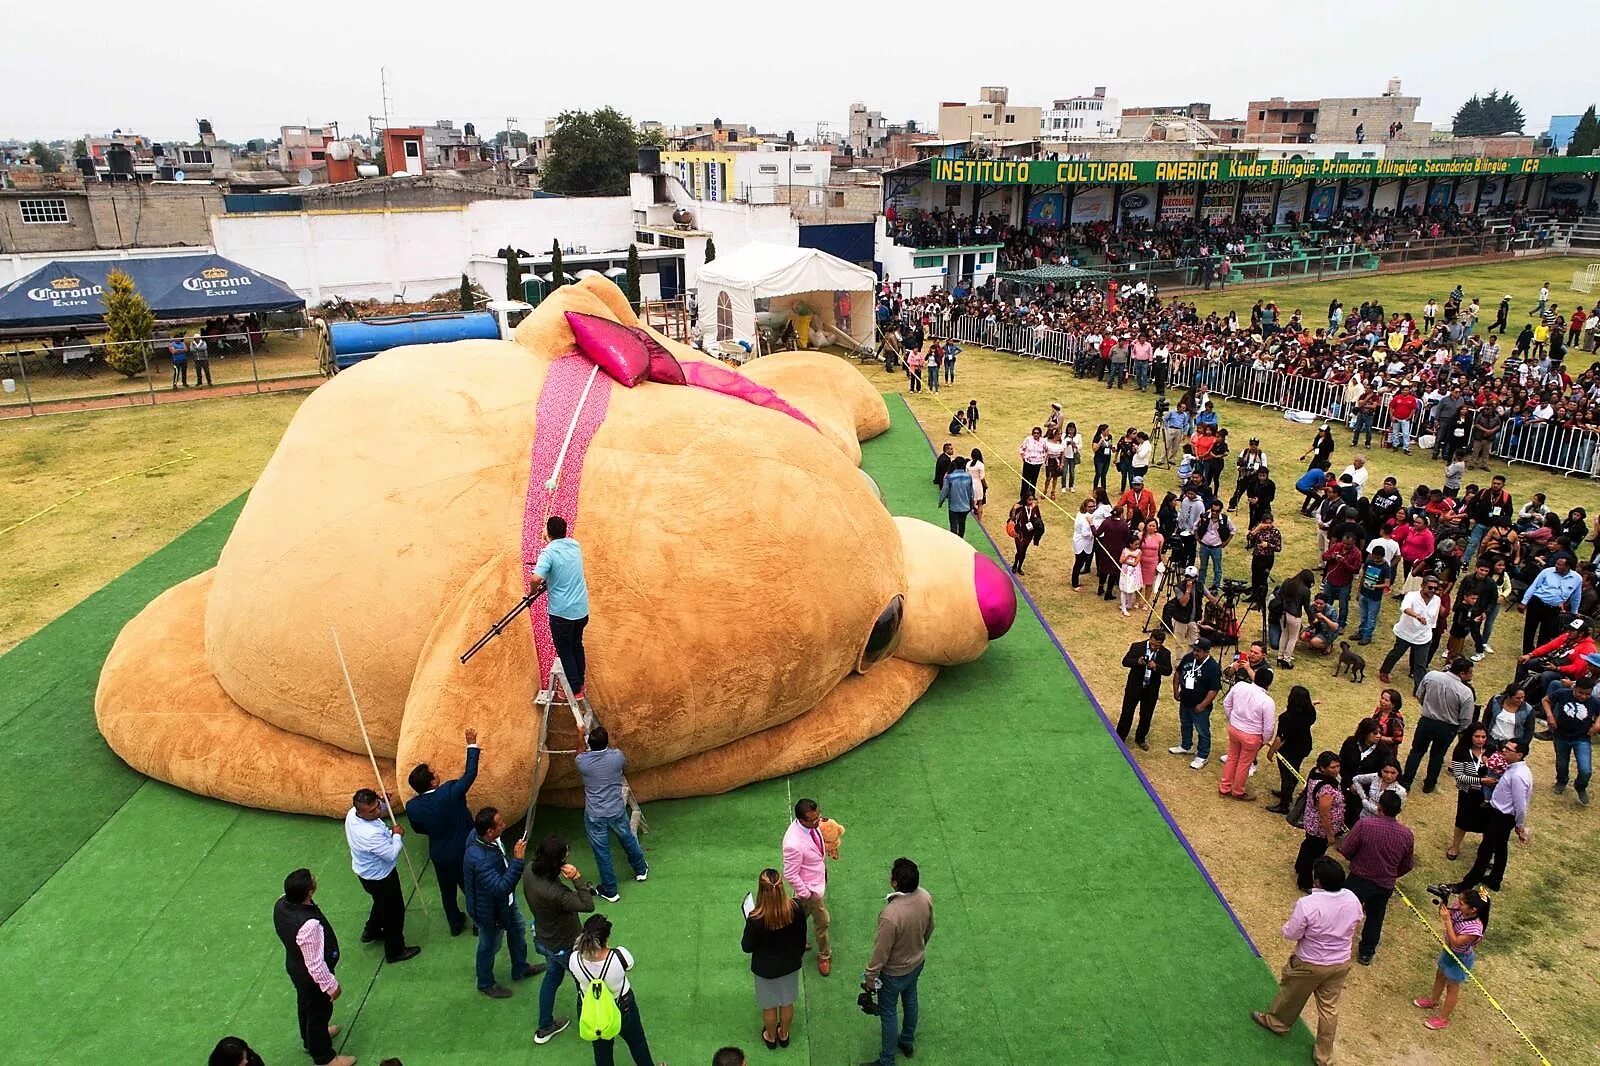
[
  {"left": 1119, "top": 629, "right": 1173, "bottom": 750},
  {"left": 860, "top": 858, "right": 933, "bottom": 1066},
  {"left": 1410, "top": 886, "right": 1491, "bottom": 1032}
]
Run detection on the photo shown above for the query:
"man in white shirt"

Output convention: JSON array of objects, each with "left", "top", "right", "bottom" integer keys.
[
  {"left": 1450, "top": 739, "right": 1533, "bottom": 893},
  {"left": 345, "top": 788, "right": 421, "bottom": 963},
  {"left": 1339, "top": 456, "right": 1369, "bottom": 491},
  {"left": 1377, "top": 577, "right": 1442, "bottom": 689}
]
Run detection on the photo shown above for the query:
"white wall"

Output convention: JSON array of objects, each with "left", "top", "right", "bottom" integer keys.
[{"left": 209, "top": 197, "right": 633, "bottom": 303}]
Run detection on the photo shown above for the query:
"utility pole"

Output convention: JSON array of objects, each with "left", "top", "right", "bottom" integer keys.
[{"left": 504, "top": 115, "right": 518, "bottom": 186}]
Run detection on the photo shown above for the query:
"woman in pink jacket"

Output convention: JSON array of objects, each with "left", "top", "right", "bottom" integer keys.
[{"left": 1396, "top": 514, "right": 1436, "bottom": 582}]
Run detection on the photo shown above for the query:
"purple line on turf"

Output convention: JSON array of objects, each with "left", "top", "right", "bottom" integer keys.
[{"left": 899, "top": 393, "right": 1261, "bottom": 957}]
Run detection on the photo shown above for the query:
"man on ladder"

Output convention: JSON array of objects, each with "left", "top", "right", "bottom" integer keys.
[{"left": 529, "top": 516, "right": 589, "bottom": 699}]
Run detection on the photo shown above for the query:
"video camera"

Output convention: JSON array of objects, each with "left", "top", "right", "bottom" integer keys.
[
  {"left": 858, "top": 980, "right": 880, "bottom": 1016},
  {"left": 1426, "top": 883, "right": 1453, "bottom": 907},
  {"left": 1154, "top": 397, "right": 1170, "bottom": 417},
  {"left": 1220, "top": 578, "right": 1253, "bottom": 596}
]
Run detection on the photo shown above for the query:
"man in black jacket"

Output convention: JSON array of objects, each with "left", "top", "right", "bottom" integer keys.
[
  {"left": 406, "top": 727, "right": 480, "bottom": 936},
  {"left": 1118, "top": 630, "right": 1173, "bottom": 750},
  {"left": 1246, "top": 466, "right": 1276, "bottom": 529},
  {"left": 273, "top": 869, "right": 354, "bottom": 1066}
]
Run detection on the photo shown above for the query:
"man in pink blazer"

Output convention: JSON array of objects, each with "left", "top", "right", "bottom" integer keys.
[{"left": 782, "top": 797, "right": 832, "bottom": 975}]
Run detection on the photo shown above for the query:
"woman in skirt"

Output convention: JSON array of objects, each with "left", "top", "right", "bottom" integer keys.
[
  {"left": 1445, "top": 724, "right": 1494, "bottom": 861},
  {"left": 740, "top": 868, "right": 807, "bottom": 1049},
  {"left": 1412, "top": 887, "right": 1489, "bottom": 1030}
]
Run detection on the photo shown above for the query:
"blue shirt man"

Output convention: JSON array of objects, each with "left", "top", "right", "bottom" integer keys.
[
  {"left": 406, "top": 729, "right": 480, "bottom": 936},
  {"left": 938, "top": 460, "right": 975, "bottom": 538},
  {"left": 1521, "top": 556, "right": 1583, "bottom": 655},
  {"left": 532, "top": 516, "right": 590, "bottom": 694},
  {"left": 575, "top": 726, "right": 648, "bottom": 901}
]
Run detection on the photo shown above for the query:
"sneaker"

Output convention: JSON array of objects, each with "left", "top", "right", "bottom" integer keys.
[
  {"left": 635, "top": 869, "right": 649, "bottom": 882},
  {"left": 1579, "top": 790, "right": 1590, "bottom": 806},
  {"left": 1412, "top": 997, "right": 1438, "bottom": 1010},
  {"left": 1220, "top": 753, "right": 1229, "bottom": 763},
  {"left": 1554, "top": 784, "right": 1566, "bottom": 796},
  {"left": 1189, "top": 756, "right": 1209, "bottom": 770},
  {"left": 1471, "top": 652, "right": 1486, "bottom": 662},
  {"left": 1482, "top": 644, "right": 1495, "bottom": 655},
  {"left": 596, "top": 887, "right": 621, "bottom": 903},
  {"left": 480, "top": 984, "right": 513, "bottom": 999},
  {"left": 535, "top": 1018, "right": 570, "bottom": 1044},
  {"left": 1168, "top": 745, "right": 1194, "bottom": 755},
  {"left": 1424, "top": 1016, "right": 1450, "bottom": 1030},
  {"left": 1248, "top": 763, "right": 1258, "bottom": 777},
  {"left": 1357, "top": 954, "right": 1373, "bottom": 966}
]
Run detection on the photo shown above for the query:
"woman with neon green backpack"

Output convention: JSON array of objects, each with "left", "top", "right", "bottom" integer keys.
[{"left": 568, "top": 913, "right": 661, "bottom": 1066}]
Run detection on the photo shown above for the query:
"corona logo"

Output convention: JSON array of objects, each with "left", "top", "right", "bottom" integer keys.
[
  {"left": 27, "top": 277, "right": 102, "bottom": 302},
  {"left": 51, "top": 276, "right": 82, "bottom": 289},
  {"left": 200, "top": 267, "right": 230, "bottom": 280}
]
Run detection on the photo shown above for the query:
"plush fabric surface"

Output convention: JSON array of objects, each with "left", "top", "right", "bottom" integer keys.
[{"left": 94, "top": 276, "right": 1012, "bottom": 816}]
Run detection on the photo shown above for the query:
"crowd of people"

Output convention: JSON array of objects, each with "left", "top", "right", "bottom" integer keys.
[
  {"left": 884, "top": 203, "right": 1537, "bottom": 278},
  {"left": 211, "top": 518, "right": 933, "bottom": 1066},
  {"left": 881, "top": 270, "right": 1600, "bottom": 474},
  {"left": 920, "top": 306, "right": 1599, "bottom": 1058}
]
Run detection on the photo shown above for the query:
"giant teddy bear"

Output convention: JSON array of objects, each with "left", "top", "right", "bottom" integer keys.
[{"left": 95, "top": 277, "right": 1016, "bottom": 818}]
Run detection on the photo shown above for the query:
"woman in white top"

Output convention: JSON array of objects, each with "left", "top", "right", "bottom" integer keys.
[
  {"left": 1352, "top": 762, "right": 1408, "bottom": 815},
  {"left": 967, "top": 449, "right": 987, "bottom": 521},
  {"left": 1042, "top": 430, "right": 1067, "bottom": 500},
  {"left": 1071, "top": 498, "right": 1097, "bottom": 592},
  {"left": 1061, "top": 422, "right": 1084, "bottom": 493},
  {"left": 568, "top": 914, "right": 655, "bottom": 1066}
]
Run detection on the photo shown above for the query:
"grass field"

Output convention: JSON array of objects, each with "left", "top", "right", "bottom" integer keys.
[
  {"left": 0, "top": 393, "right": 305, "bottom": 652},
  {"left": 0, "top": 401, "right": 1295, "bottom": 1065},
  {"left": 3, "top": 256, "right": 1597, "bottom": 1064},
  {"left": 881, "top": 258, "right": 1600, "bottom": 1064},
  {"left": 1189, "top": 256, "right": 1600, "bottom": 359}
]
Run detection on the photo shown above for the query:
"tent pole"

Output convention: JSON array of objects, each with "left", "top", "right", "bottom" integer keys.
[
  {"left": 14, "top": 351, "right": 35, "bottom": 417},
  {"left": 142, "top": 340, "right": 156, "bottom": 406},
  {"left": 247, "top": 331, "right": 261, "bottom": 393}
]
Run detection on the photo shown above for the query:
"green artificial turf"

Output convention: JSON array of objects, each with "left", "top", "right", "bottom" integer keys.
[{"left": 0, "top": 401, "right": 1310, "bottom": 1063}]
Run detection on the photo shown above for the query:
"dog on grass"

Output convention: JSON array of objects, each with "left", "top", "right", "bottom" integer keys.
[{"left": 1333, "top": 640, "right": 1366, "bottom": 683}]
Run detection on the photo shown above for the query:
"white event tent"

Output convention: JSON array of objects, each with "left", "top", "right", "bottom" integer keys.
[{"left": 694, "top": 243, "right": 875, "bottom": 353}]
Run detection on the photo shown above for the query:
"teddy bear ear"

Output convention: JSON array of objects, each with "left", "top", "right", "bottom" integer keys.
[
  {"left": 511, "top": 278, "right": 641, "bottom": 358},
  {"left": 740, "top": 351, "right": 892, "bottom": 457}
]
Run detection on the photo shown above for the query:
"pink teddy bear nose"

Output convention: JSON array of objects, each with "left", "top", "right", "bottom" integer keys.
[{"left": 973, "top": 553, "right": 1017, "bottom": 640}]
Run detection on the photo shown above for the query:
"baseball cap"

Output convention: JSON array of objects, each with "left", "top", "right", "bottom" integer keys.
[
  {"left": 1183, "top": 565, "right": 1199, "bottom": 578},
  {"left": 1193, "top": 636, "right": 1213, "bottom": 650},
  {"left": 1132, "top": 476, "right": 1144, "bottom": 485}
]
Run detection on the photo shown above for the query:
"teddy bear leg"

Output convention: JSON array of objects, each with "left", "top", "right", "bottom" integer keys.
[
  {"left": 540, "top": 657, "right": 937, "bottom": 805},
  {"left": 399, "top": 551, "right": 547, "bottom": 819},
  {"left": 96, "top": 571, "right": 394, "bottom": 817}
]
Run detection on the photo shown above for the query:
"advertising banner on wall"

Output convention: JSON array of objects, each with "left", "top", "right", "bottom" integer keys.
[
  {"left": 1119, "top": 185, "right": 1158, "bottom": 222},
  {"left": 1340, "top": 182, "right": 1371, "bottom": 212},
  {"left": 1400, "top": 182, "right": 1428, "bottom": 212},
  {"left": 1070, "top": 186, "right": 1113, "bottom": 222},
  {"left": 927, "top": 155, "right": 1600, "bottom": 186},
  {"left": 1201, "top": 184, "right": 1237, "bottom": 220},
  {"left": 1027, "top": 192, "right": 1065, "bottom": 226},
  {"left": 1240, "top": 182, "right": 1274, "bottom": 217},
  {"left": 1476, "top": 177, "right": 1504, "bottom": 211},
  {"left": 1307, "top": 184, "right": 1339, "bottom": 220},
  {"left": 1427, "top": 181, "right": 1454, "bottom": 209},
  {"left": 1159, "top": 186, "right": 1198, "bottom": 222},
  {"left": 1546, "top": 176, "right": 1596, "bottom": 205},
  {"left": 1454, "top": 178, "right": 1479, "bottom": 212},
  {"left": 1275, "top": 182, "right": 1308, "bottom": 224}
]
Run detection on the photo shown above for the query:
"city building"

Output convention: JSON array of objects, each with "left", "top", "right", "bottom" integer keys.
[
  {"left": 937, "top": 87, "right": 1042, "bottom": 144},
  {"left": 659, "top": 146, "right": 832, "bottom": 205},
  {"left": 1245, "top": 80, "right": 1430, "bottom": 147},
  {"left": 278, "top": 126, "right": 336, "bottom": 172},
  {"left": 1547, "top": 115, "right": 1582, "bottom": 152},
  {"left": 1041, "top": 88, "right": 1122, "bottom": 140},
  {"left": 848, "top": 103, "right": 889, "bottom": 154},
  {"left": 1123, "top": 103, "right": 1213, "bottom": 120}
]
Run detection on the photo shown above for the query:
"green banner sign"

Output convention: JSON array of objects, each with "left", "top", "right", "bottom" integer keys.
[{"left": 927, "top": 155, "right": 1600, "bottom": 186}]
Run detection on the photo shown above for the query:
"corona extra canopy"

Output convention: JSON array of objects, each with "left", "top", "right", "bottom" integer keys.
[
  {"left": 927, "top": 155, "right": 1600, "bottom": 185},
  {"left": 0, "top": 254, "right": 303, "bottom": 329}
]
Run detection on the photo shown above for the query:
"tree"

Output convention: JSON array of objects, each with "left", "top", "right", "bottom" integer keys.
[
  {"left": 102, "top": 269, "right": 155, "bottom": 377},
  {"left": 625, "top": 244, "right": 641, "bottom": 307},
  {"left": 638, "top": 126, "right": 666, "bottom": 148},
  {"left": 550, "top": 239, "right": 565, "bottom": 290},
  {"left": 540, "top": 107, "right": 644, "bottom": 196},
  {"left": 71, "top": 138, "right": 88, "bottom": 160},
  {"left": 1451, "top": 89, "right": 1526, "bottom": 136},
  {"left": 461, "top": 272, "right": 476, "bottom": 311},
  {"left": 504, "top": 251, "right": 522, "bottom": 302},
  {"left": 704, "top": 236, "right": 716, "bottom": 265},
  {"left": 905, "top": 119, "right": 920, "bottom": 133},
  {"left": 1568, "top": 105, "right": 1600, "bottom": 157},
  {"left": 28, "top": 140, "right": 63, "bottom": 172}
]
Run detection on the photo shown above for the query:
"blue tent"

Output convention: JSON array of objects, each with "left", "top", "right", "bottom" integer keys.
[{"left": 0, "top": 254, "right": 304, "bottom": 330}]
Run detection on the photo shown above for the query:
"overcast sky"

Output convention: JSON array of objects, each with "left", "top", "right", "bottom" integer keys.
[{"left": 4, "top": 1, "right": 1594, "bottom": 146}]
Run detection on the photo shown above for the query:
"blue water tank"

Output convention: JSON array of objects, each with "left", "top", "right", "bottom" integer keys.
[{"left": 328, "top": 311, "right": 501, "bottom": 370}]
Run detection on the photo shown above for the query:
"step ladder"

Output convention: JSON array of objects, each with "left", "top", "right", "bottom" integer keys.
[{"left": 519, "top": 660, "right": 648, "bottom": 842}]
